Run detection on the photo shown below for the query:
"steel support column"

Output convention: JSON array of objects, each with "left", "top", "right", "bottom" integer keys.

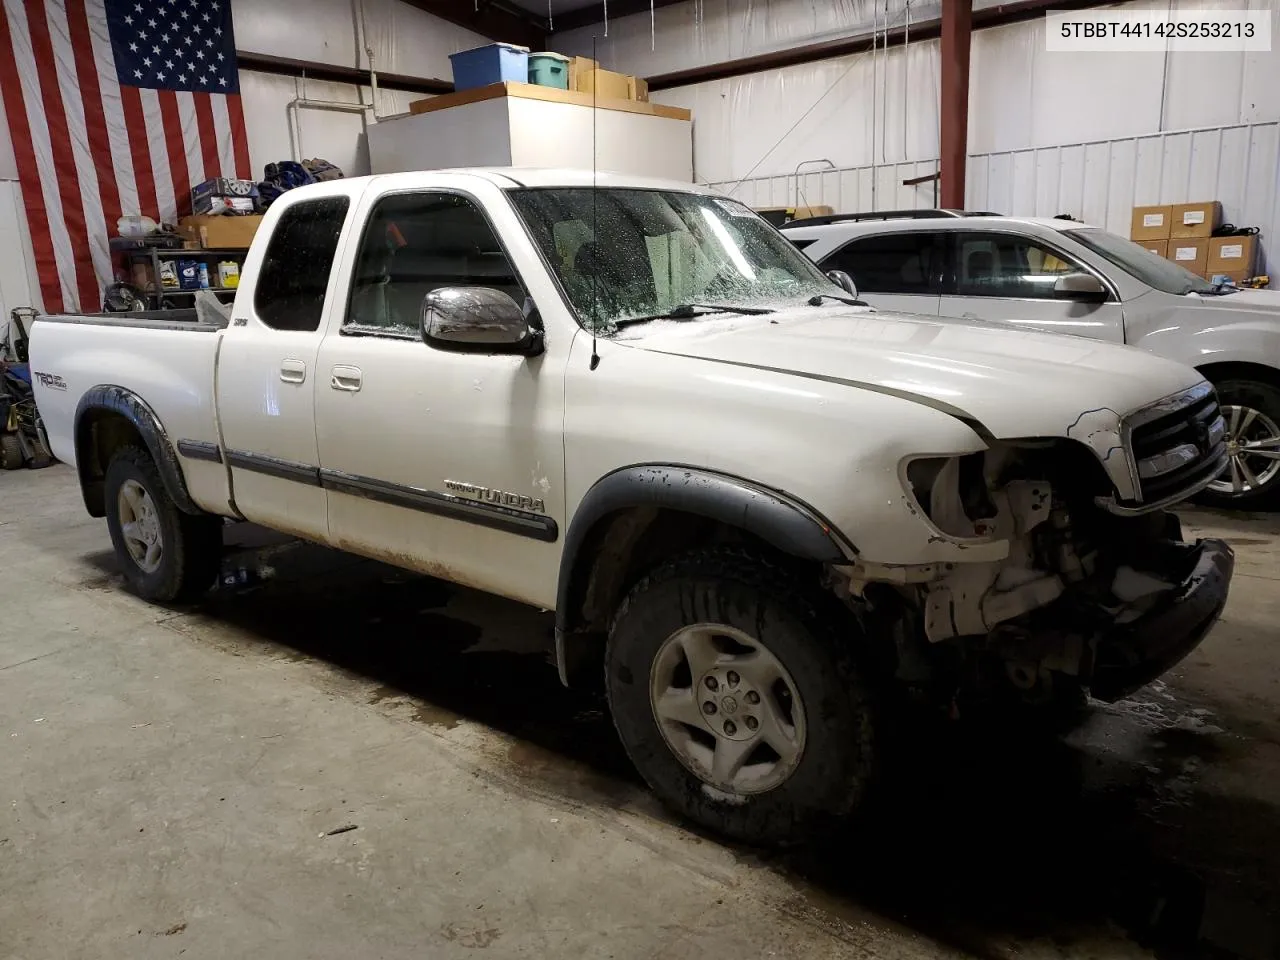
[{"left": 940, "top": 0, "right": 973, "bottom": 208}]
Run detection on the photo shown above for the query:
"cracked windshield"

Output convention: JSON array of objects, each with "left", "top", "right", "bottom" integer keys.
[{"left": 509, "top": 188, "right": 835, "bottom": 333}]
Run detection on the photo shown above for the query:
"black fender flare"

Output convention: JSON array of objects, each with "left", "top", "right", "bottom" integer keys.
[
  {"left": 553, "top": 464, "right": 852, "bottom": 686},
  {"left": 74, "top": 385, "right": 200, "bottom": 517}
]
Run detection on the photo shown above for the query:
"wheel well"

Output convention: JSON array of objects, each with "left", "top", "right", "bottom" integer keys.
[
  {"left": 76, "top": 410, "right": 145, "bottom": 516},
  {"left": 1197, "top": 361, "right": 1280, "bottom": 393},
  {"left": 558, "top": 506, "right": 817, "bottom": 687}
]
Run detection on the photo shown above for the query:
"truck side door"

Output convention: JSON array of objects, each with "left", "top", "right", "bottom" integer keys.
[
  {"left": 935, "top": 230, "right": 1126, "bottom": 342},
  {"left": 313, "top": 182, "right": 567, "bottom": 609},
  {"left": 215, "top": 193, "right": 353, "bottom": 541}
]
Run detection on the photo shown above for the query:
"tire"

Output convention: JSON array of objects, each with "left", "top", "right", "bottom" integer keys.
[
  {"left": 104, "top": 446, "right": 222, "bottom": 603},
  {"left": 0, "top": 434, "right": 22, "bottom": 470},
  {"left": 605, "top": 546, "right": 880, "bottom": 846},
  {"left": 1198, "top": 379, "right": 1280, "bottom": 509}
]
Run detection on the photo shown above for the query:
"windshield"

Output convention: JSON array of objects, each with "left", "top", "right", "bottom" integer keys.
[
  {"left": 508, "top": 188, "right": 837, "bottom": 333},
  {"left": 1065, "top": 227, "right": 1223, "bottom": 296}
]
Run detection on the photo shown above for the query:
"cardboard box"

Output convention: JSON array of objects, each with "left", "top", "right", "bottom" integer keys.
[
  {"left": 1167, "top": 238, "right": 1209, "bottom": 275},
  {"left": 628, "top": 75, "right": 649, "bottom": 102},
  {"left": 579, "top": 67, "right": 632, "bottom": 101},
  {"left": 1207, "top": 235, "right": 1258, "bottom": 275},
  {"left": 1170, "top": 200, "right": 1222, "bottom": 238},
  {"left": 567, "top": 56, "right": 597, "bottom": 92},
  {"left": 1131, "top": 205, "right": 1172, "bottom": 241},
  {"left": 177, "top": 214, "right": 264, "bottom": 250},
  {"left": 1138, "top": 240, "right": 1168, "bottom": 258}
]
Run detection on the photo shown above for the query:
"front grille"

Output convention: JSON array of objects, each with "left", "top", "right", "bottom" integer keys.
[{"left": 1129, "top": 387, "right": 1227, "bottom": 503}]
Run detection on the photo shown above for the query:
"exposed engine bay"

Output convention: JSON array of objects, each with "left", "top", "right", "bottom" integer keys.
[{"left": 831, "top": 441, "right": 1234, "bottom": 705}]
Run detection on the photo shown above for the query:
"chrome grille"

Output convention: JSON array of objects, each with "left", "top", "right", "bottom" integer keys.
[{"left": 1129, "top": 385, "right": 1228, "bottom": 503}]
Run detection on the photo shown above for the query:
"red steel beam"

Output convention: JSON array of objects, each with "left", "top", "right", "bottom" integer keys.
[{"left": 940, "top": 0, "right": 973, "bottom": 208}]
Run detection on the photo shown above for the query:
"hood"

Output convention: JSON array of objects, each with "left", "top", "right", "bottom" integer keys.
[
  {"left": 1193, "top": 287, "right": 1280, "bottom": 314},
  {"left": 618, "top": 306, "right": 1204, "bottom": 439}
]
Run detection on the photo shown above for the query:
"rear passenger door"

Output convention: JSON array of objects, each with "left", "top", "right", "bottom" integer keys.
[
  {"left": 215, "top": 194, "right": 352, "bottom": 542},
  {"left": 936, "top": 231, "right": 1125, "bottom": 342},
  {"left": 815, "top": 232, "right": 942, "bottom": 316}
]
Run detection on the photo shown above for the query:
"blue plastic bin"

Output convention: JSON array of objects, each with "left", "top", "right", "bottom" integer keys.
[
  {"left": 449, "top": 42, "right": 530, "bottom": 92},
  {"left": 528, "top": 52, "right": 569, "bottom": 89}
]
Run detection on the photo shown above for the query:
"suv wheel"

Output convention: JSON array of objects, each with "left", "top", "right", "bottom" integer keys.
[
  {"left": 1200, "top": 379, "right": 1280, "bottom": 508},
  {"left": 605, "top": 546, "right": 880, "bottom": 845}
]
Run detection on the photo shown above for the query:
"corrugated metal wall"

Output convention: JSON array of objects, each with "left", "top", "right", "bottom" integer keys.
[
  {"left": 709, "top": 119, "right": 1280, "bottom": 276},
  {"left": 967, "top": 121, "right": 1280, "bottom": 274}
]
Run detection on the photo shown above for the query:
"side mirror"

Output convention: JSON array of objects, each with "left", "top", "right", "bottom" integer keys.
[
  {"left": 421, "top": 287, "right": 544, "bottom": 356},
  {"left": 1053, "top": 272, "right": 1108, "bottom": 303},
  {"left": 826, "top": 269, "right": 858, "bottom": 298}
]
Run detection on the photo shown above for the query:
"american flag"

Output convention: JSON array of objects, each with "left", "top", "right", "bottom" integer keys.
[{"left": 0, "top": 0, "right": 251, "bottom": 313}]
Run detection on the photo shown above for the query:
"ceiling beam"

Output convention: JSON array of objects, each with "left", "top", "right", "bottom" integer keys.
[
  {"left": 550, "top": 0, "right": 687, "bottom": 34},
  {"left": 237, "top": 51, "right": 453, "bottom": 95},
  {"left": 646, "top": 0, "right": 1111, "bottom": 90},
  {"left": 400, "top": 0, "right": 548, "bottom": 49}
]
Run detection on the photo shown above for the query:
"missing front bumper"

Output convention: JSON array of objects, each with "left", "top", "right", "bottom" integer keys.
[{"left": 1090, "top": 538, "right": 1234, "bottom": 702}]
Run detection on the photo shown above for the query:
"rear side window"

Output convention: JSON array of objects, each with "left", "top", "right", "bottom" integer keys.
[
  {"left": 821, "top": 233, "right": 939, "bottom": 294},
  {"left": 255, "top": 197, "right": 350, "bottom": 332}
]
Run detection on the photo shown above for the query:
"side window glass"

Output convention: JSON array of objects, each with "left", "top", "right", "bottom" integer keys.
[
  {"left": 255, "top": 197, "right": 349, "bottom": 332},
  {"left": 346, "top": 192, "right": 522, "bottom": 335},
  {"left": 822, "top": 233, "right": 938, "bottom": 294},
  {"left": 955, "top": 233, "right": 1083, "bottom": 299}
]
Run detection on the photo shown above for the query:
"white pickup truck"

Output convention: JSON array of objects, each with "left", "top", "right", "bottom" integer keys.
[{"left": 31, "top": 169, "right": 1234, "bottom": 844}]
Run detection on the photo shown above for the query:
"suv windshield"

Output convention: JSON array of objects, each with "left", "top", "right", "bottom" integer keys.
[
  {"left": 1065, "top": 227, "right": 1224, "bottom": 296},
  {"left": 508, "top": 188, "right": 836, "bottom": 332}
]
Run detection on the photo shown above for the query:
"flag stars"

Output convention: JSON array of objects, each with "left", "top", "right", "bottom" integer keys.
[
  {"left": 218, "top": 76, "right": 227, "bottom": 86},
  {"left": 215, "top": 51, "right": 224, "bottom": 61},
  {"left": 133, "top": 69, "right": 143, "bottom": 79},
  {"left": 199, "top": 75, "right": 208, "bottom": 84},
  {"left": 201, "top": 11, "right": 210, "bottom": 21},
  {"left": 123, "top": 14, "right": 133, "bottom": 25},
  {"left": 184, "top": 35, "right": 193, "bottom": 44},
  {"left": 156, "top": 71, "right": 166, "bottom": 81},
  {"left": 143, "top": 56, "right": 152, "bottom": 67},
  {"left": 196, "top": 49, "right": 205, "bottom": 59},
  {"left": 165, "top": 59, "right": 174, "bottom": 68},
  {"left": 152, "top": 45, "right": 160, "bottom": 54},
  {"left": 179, "top": 9, "right": 189, "bottom": 18},
  {"left": 178, "top": 73, "right": 187, "bottom": 83},
  {"left": 128, "top": 41, "right": 138, "bottom": 51},
  {"left": 134, "top": 2, "right": 143, "bottom": 10},
  {"left": 147, "top": 17, "right": 156, "bottom": 26}
]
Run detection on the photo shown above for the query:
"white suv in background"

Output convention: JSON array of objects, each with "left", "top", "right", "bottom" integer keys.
[{"left": 783, "top": 212, "right": 1280, "bottom": 508}]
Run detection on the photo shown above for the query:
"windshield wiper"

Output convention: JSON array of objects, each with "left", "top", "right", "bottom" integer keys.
[
  {"left": 808, "top": 292, "right": 867, "bottom": 307},
  {"left": 613, "top": 302, "right": 776, "bottom": 329}
]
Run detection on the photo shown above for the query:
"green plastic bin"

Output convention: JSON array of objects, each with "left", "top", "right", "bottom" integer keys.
[{"left": 528, "top": 52, "right": 569, "bottom": 89}]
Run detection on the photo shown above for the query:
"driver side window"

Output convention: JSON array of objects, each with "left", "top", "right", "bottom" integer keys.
[
  {"left": 345, "top": 192, "right": 523, "bottom": 335},
  {"left": 953, "top": 232, "right": 1083, "bottom": 299}
]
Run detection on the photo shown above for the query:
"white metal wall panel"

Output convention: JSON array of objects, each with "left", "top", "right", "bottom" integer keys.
[{"left": 965, "top": 121, "right": 1280, "bottom": 275}]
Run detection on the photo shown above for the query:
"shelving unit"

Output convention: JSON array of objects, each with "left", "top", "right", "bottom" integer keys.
[{"left": 120, "top": 246, "right": 249, "bottom": 310}]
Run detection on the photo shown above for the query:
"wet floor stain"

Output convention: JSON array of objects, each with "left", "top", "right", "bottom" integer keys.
[{"left": 118, "top": 530, "right": 1280, "bottom": 959}]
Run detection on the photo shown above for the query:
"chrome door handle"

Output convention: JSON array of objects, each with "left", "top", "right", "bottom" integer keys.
[
  {"left": 330, "top": 365, "right": 363, "bottom": 392},
  {"left": 280, "top": 358, "right": 307, "bottom": 383}
]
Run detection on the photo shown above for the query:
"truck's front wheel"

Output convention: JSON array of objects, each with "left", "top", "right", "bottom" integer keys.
[
  {"left": 606, "top": 547, "right": 880, "bottom": 845},
  {"left": 104, "top": 446, "right": 222, "bottom": 603}
]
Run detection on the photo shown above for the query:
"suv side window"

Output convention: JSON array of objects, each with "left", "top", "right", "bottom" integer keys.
[
  {"left": 820, "top": 233, "right": 940, "bottom": 294},
  {"left": 255, "top": 197, "right": 350, "bottom": 332},
  {"left": 952, "top": 232, "right": 1084, "bottom": 299},
  {"left": 346, "top": 192, "right": 522, "bottom": 335}
]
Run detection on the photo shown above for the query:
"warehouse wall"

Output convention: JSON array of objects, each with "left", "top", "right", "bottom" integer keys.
[
  {"left": 563, "top": 0, "right": 1280, "bottom": 274},
  {"left": 232, "top": 0, "right": 484, "bottom": 177},
  {"left": 0, "top": 0, "right": 482, "bottom": 316}
]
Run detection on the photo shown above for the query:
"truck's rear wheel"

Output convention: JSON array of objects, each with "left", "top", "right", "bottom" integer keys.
[
  {"left": 104, "top": 446, "right": 222, "bottom": 603},
  {"left": 605, "top": 547, "right": 880, "bottom": 845}
]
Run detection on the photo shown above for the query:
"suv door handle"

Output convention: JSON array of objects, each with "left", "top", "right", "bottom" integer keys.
[
  {"left": 280, "top": 358, "right": 307, "bottom": 383},
  {"left": 330, "top": 365, "right": 363, "bottom": 392}
]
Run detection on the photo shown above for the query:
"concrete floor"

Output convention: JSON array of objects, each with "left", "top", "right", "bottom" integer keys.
[{"left": 2, "top": 465, "right": 1278, "bottom": 960}]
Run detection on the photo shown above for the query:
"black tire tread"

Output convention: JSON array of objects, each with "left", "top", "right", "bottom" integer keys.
[
  {"left": 105, "top": 445, "right": 222, "bottom": 603},
  {"left": 605, "top": 545, "right": 878, "bottom": 845}
]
